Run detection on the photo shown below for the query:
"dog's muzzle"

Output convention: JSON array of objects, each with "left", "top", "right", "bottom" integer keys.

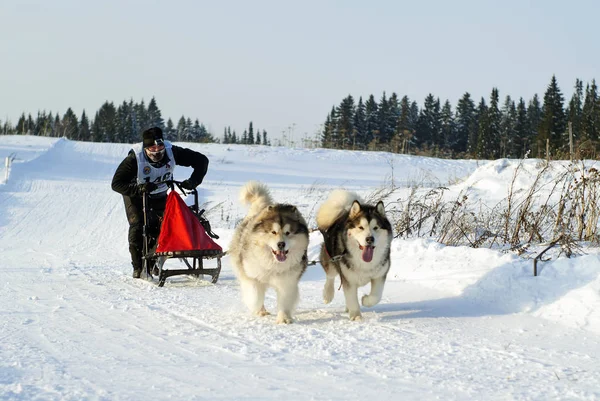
[
  {"left": 272, "top": 241, "right": 288, "bottom": 262},
  {"left": 358, "top": 244, "right": 375, "bottom": 262}
]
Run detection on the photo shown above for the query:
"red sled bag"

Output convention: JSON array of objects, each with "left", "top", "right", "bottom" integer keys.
[{"left": 156, "top": 191, "right": 222, "bottom": 253}]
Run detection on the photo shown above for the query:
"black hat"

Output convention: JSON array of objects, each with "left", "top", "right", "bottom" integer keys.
[{"left": 142, "top": 127, "right": 164, "bottom": 148}]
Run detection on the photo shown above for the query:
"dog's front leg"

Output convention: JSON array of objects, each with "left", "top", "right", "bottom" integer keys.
[
  {"left": 241, "top": 279, "right": 269, "bottom": 316},
  {"left": 273, "top": 278, "right": 299, "bottom": 324},
  {"left": 342, "top": 282, "right": 362, "bottom": 321},
  {"left": 322, "top": 268, "right": 337, "bottom": 304},
  {"left": 362, "top": 276, "right": 385, "bottom": 307}
]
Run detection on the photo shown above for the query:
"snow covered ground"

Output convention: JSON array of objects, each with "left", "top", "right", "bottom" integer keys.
[{"left": 1, "top": 136, "right": 599, "bottom": 401}]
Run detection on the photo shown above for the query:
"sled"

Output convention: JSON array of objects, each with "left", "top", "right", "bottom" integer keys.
[{"left": 141, "top": 181, "right": 223, "bottom": 287}]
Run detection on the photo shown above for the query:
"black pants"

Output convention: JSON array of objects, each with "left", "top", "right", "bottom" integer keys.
[{"left": 123, "top": 194, "right": 167, "bottom": 272}]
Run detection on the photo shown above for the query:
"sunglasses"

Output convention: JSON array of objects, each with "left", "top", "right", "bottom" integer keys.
[{"left": 146, "top": 140, "right": 165, "bottom": 152}]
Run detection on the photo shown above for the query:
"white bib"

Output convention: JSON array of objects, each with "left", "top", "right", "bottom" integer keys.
[{"left": 132, "top": 141, "right": 176, "bottom": 195}]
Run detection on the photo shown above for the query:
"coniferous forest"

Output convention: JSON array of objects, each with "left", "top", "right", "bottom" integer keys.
[
  {"left": 321, "top": 75, "right": 600, "bottom": 160},
  {"left": 0, "top": 97, "right": 269, "bottom": 146},
  {"left": 2, "top": 75, "right": 600, "bottom": 160}
]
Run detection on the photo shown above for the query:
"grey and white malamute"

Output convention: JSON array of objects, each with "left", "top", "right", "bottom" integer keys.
[
  {"left": 317, "top": 190, "right": 392, "bottom": 321},
  {"left": 229, "top": 181, "right": 309, "bottom": 324}
]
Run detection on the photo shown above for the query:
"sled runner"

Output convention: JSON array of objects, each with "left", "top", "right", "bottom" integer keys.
[{"left": 141, "top": 181, "right": 223, "bottom": 287}]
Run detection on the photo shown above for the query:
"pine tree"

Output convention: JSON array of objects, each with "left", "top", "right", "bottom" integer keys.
[
  {"left": 514, "top": 98, "right": 529, "bottom": 158},
  {"left": 147, "top": 97, "right": 164, "bottom": 130},
  {"left": 189, "top": 119, "right": 202, "bottom": 142},
  {"left": 53, "top": 114, "right": 61, "bottom": 138},
  {"left": 78, "top": 111, "right": 91, "bottom": 141},
  {"left": 1, "top": 120, "right": 11, "bottom": 135},
  {"left": 60, "top": 108, "right": 78, "bottom": 139},
  {"left": 527, "top": 94, "right": 543, "bottom": 157},
  {"left": 396, "top": 96, "right": 414, "bottom": 154},
  {"left": 385, "top": 92, "right": 400, "bottom": 146},
  {"left": 176, "top": 116, "right": 186, "bottom": 141},
  {"left": 96, "top": 102, "right": 117, "bottom": 142},
  {"left": 16, "top": 113, "right": 26, "bottom": 135},
  {"left": 116, "top": 101, "right": 132, "bottom": 143},
  {"left": 135, "top": 99, "right": 149, "bottom": 132},
  {"left": 416, "top": 94, "right": 441, "bottom": 152},
  {"left": 44, "top": 112, "right": 54, "bottom": 137},
  {"left": 353, "top": 96, "right": 366, "bottom": 149},
  {"left": 476, "top": 97, "right": 489, "bottom": 158},
  {"left": 34, "top": 111, "right": 49, "bottom": 136},
  {"left": 582, "top": 80, "right": 598, "bottom": 142},
  {"left": 198, "top": 122, "right": 212, "bottom": 143},
  {"left": 440, "top": 100, "right": 455, "bottom": 154},
  {"left": 539, "top": 75, "right": 566, "bottom": 155},
  {"left": 500, "top": 95, "right": 517, "bottom": 158},
  {"left": 321, "top": 113, "right": 332, "bottom": 148},
  {"left": 17, "top": 113, "right": 35, "bottom": 135},
  {"left": 91, "top": 112, "right": 101, "bottom": 142},
  {"left": 322, "top": 107, "right": 337, "bottom": 148},
  {"left": 373, "top": 92, "right": 390, "bottom": 148},
  {"left": 165, "top": 118, "right": 175, "bottom": 141},
  {"left": 336, "top": 95, "right": 355, "bottom": 149},
  {"left": 455, "top": 92, "right": 476, "bottom": 154},
  {"left": 248, "top": 121, "right": 254, "bottom": 144},
  {"left": 223, "top": 127, "right": 229, "bottom": 144},
  {"left": 185, "top": 118, "right": 193, "bottom": 141},
  {"left": 33, "top": 112, "right": 42, "bottom": 136},
  {"left": 262, "top": 130, "right": 268, "bottom": 146},
  {"left": 486, "top": 88, "right": 502, "bottom": 158},
  {"left": 364, "top": 94, "right": 378, "bottom": 147},
  {"left": 26, "top": 114, "right": 34, "bottom": 135},
  {"left": 568, "top": 79, "right": 584, "bottom": 145}
]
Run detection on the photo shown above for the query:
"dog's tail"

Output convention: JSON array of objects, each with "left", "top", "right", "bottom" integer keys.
[
  {"left": 239, "top": 180, "right": 274, "bottom": 217},
  {"left": 316, "top": 189, "right": 363, "bottom": 231}
]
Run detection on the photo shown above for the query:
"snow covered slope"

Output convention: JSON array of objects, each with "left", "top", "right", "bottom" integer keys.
[{"left": 1, "top": 136, "right": 599, "bottom": 400}]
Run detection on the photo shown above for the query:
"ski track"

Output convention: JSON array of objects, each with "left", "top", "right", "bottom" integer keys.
[
  {"left": 2, "top": 138, "right": 600, "bottom": 400},
  {"left": 3, "top": 260, "right": 599, "bottom": 400}
]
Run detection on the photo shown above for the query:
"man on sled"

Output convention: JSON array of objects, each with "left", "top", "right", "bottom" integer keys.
[{"left": 111, "top": 127, "right": 209, "bottom": 278}]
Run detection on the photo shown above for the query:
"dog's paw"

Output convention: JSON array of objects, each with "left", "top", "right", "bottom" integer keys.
[
  {"left": 361, "top": 294, "right": 380, "bottom": 308},
  {"left": 276, "top": 313, "right": 294, "bottom": 324},
  {"left": 348, "top": 311, "right": 362, "bottom": 321},
  {"left": 256, "top": 306, "right": 271, "bottom": 317}
]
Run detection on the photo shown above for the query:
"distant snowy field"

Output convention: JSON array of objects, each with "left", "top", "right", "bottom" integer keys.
[{"left": 1, "top": 136, "right": 599, "bottom": 401}]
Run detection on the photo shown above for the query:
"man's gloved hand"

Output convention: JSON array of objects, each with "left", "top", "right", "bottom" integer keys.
[
  {"left": 180, "top": 179, "right": 197, "bottom": 190},
  {"left": 138, "top": 182, "right": 158, "bottom": 194}
]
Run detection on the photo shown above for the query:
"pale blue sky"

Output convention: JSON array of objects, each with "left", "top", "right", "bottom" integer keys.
[{"left": 1, "top": 0, "right": 598, "bottom": 143}]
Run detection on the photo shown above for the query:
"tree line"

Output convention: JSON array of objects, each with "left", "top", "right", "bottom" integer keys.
[
  {"left": 321, "top": 75, "right": 600, "bottom": 159},
  {"left": 0, "top": 97, "right": 270, "bottom": 146}
]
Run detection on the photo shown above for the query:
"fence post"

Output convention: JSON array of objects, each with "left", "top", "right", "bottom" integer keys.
[
  {"left": 569, "top": 122, "right": 574, "bottom": 163},
  {"left": 4, "top": 156, "right": 9, "bottom": 182},
  {"left": 5, "top": 153, "right": 15, "bottom": 183}
]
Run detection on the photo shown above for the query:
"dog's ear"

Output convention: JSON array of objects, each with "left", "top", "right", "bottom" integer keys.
[
  {"left": 349, "top": 200, "right": 361, "bottom": 218},
  {"left": 375, "top": 201, "right": 386, "bottom": 217}
]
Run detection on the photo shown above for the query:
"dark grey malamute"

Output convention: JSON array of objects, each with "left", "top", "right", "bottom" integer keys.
[{"left": 317, "top": 190, "right": 392, "bottom": 321}]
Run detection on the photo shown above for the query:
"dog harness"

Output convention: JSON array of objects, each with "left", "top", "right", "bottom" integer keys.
[{"left": 320, "top": 215, "right": 348, "bottom": 263}]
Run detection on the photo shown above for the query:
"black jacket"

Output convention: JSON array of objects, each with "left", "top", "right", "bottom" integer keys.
[{"left": 111, "top": 145, "right": 209, "bottom": 198}]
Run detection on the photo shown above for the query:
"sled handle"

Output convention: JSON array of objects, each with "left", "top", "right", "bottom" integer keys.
[{"left": 164, "top": 180, "right": 200, "bottom": 213}]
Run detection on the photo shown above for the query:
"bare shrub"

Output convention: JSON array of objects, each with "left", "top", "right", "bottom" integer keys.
[{"left": 381, "top": 158, "right": 600, "bottom": 257}]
